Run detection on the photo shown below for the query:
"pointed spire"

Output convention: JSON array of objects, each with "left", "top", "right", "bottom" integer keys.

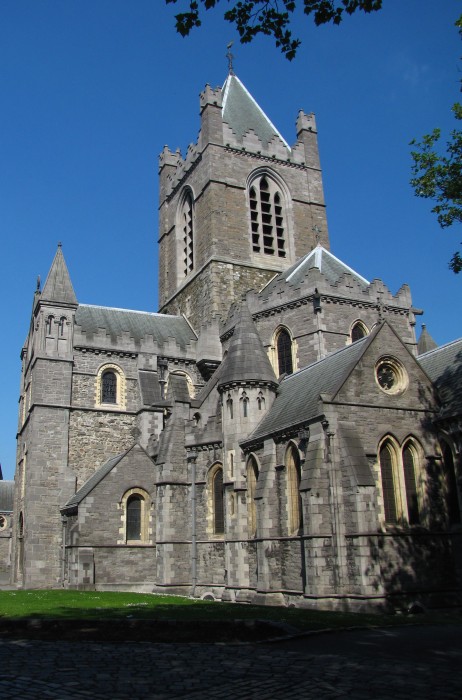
[
  {"left": 41, "top": 244, "right": 77, "bottom": 305},
  {"left": 218, "top": 302, "right": 277, "bottom": 390},
  {"left": 417, "top": 324, "right": 438, "bottom": 355}
]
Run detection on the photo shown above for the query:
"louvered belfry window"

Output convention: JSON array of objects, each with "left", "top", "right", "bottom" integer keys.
[
  {"left": 181, "top": 192, "right": 194, "bottom": 276},
  {"left": 101, "top": 370, "right": 117, "bottom": 404},
  {"left": 379, "top": 443, "right": 398, "bottom": 523},
  {"left": 213, "top": 468, "right": 224, "bottom": 535},
  {"left": 250, "top": 176, "right": 286, "bottom": 257}
]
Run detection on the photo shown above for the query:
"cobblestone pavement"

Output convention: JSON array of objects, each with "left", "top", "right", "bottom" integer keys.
[{"left": 0, "top": 626, "right": 461, "bottom": 699}]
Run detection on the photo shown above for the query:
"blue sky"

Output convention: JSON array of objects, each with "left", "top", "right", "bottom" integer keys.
[{"left": 1, "top": 1, "right": 461, "bottom": 479}]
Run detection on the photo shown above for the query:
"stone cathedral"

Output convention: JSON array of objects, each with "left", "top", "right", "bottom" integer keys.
[{"left": 8, "top": 72, "right": 462, "bottom": 610}]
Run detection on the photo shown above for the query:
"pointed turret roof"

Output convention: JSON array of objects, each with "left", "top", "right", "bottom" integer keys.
[
  {"left": 41, "top": 244, "right": 77, "bottom": 305},
  {"left": 218, "top": 302, "right": 277, "bottom": 390},
  {"left": 417, "top": 324, "right": 438, "bottom": 355},
  {"left": 222, "top": 74, "right": 290, "bottom": 151}
]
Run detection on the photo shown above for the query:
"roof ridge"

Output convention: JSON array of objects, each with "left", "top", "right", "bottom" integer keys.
[
  {"left": 419, "top": 336, "right": 462, "bottom": 358},
  {"left": 81, "top": 304, "right": 173, "bottom": 317},
  {"left": 281, "top": 333, "right": 371, "bottom": 381}
]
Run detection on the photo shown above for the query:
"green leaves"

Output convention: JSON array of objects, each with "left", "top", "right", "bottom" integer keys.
[
  {"left": 166, "top": 1, "right": 383, "bottom": 60},
  {"left": 410, "top": 102, "right": 462, "bottom": 273}
]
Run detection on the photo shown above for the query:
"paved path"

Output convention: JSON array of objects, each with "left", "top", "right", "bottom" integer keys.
[{"left": 0, "top": 625, "right": 461, "bottom": 698}]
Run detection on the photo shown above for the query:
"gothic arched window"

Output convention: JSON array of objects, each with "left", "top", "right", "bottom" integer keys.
[
  {"left": 212, "top": 466, "right": 224, "bottom": 535},
  {"left": 351, "top": 321, "right": 368, "bottom": 343},
  {"left": 379, "top": 440, "right": 398, "bottom": 524},
  {"left": 286, "top": 445, "right": 302, "bottom": 534},
  {"left": 402, "top": 442, "right": 420, "bottom": 525},
  {"left": 249, "top": 174, "right": 286, "bottom": 258},
  {"left": 441, "top": 441, "right": 461, "bottom": 525},
  {"left": 277, "top": 328, "right": 293, "bottom": 376},
  {"left": 101, "top": 370, "right": 117, "bottom": 404}
]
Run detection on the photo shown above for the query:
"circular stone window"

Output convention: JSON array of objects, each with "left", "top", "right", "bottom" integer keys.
[
  {"left": 0, "top": 515, "right": 7, "bottom": 530},
  {"left": 375, "top": 357, "right": 408, "bottom": 395}
]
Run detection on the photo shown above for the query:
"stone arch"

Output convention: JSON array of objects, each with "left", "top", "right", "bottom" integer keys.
[{"left": 95, "top": 363, "right": 126, "bottom": 410}]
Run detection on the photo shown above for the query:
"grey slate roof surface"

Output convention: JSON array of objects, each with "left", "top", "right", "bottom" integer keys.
[
  {"left": 41, "top": 245, "right": 78, "bottom": 305},
  {"left": 418, "top": 338, "right": 462, "bottom": 417},
  {"left": 62, "top": 451, "right": 128, "bottom": 510},
  {"left": 75, "top": 305, "right": 197, "bottom": 348},
  {"left": 139, "top": 370, "right": 162, "bottom": 405},
  {"left": 222, "top": 74, "right": 290, "bottom": 150},
  {"left": 261, "top": 245, "right": 369, "bottom": 298},
  {"left": 245, "top": 333, "right": 373, "bottom": 443},
  {"left": 0, "top": 481, "right": 14, "bottom": 512},
  {"left": 218, "top": 303, "right": 278, "bottom": 388}
]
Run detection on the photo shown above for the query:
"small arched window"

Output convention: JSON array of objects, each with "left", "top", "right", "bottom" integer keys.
[
  {"left": 277, "top": 328, "right": 293, "bottom": 376},
  {"left": 46, "top": 315, "right": 54, "bottom": 335},
  {"left": 226, "top": 394, "right": 233, "bottom": 419},
  {"left": 126, "top": 495, "right": 142, "bottom": 541},
  {"left": 351, "top": 321, "right": 368, "bottom": 343},
  {"left": 212, "top": 467, "right": 224, "bottom": 535},
  {"left": 18, "top": 512, "right": 24, "bottom": 538},
  {"left": 249, "top": 174, "right": 286, "bottom": 258},
  {"left": 286, "top": 445, "right": 302, "bottom": 534},
  {"left": 101, "top": 370, "right": 117, "bottom": 404},
  {"left": 241, "top": 391, "right": 249, "bottom": 418}
]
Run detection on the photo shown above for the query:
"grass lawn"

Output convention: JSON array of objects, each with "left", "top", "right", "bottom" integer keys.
[{"left": 0, "top": 590, "right": 457, "bottom": 632}]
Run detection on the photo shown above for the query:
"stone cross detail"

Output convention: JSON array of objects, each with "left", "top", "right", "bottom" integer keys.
[{"left": 312, "top": 225, "right": 322, "bottom": 244}]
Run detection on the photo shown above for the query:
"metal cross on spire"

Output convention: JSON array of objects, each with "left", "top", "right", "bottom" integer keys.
[{"left": 226, "top": 41, "right": 235, "bottom": 75}]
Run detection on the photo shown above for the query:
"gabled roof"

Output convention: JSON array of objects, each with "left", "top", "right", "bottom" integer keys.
[
  {"left": 245, "top": 332, "right": 373, "bottom": 444},
  {"left": 418, "top": 338, "right": 462, "bottom": 417},
  {"left": 75, "top": 305, "right": 197, "bottom": 349},
  {"left": 41, "top": 244, "right": 77, "bottom": 305},
  {"left": 261, "top": 245, "right": 369, "bottom": 297},
  {"left": 62, "top": 450, "right": 129, "bottom": 511},
  {"left": 218, "top": 302, "right": 278, "bottom": 389},
  {"left": 222, "top": 74, "right": 290, "bottom": 151}
]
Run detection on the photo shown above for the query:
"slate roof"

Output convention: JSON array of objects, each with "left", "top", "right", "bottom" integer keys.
[
  {"left": 75, "top": 305, "right": 197, "bottom": 348},
  {"left": 41, "top": 244, "right": 77, "bottom": 305},
  {"left": 418, "top": 338, "right": 462, "bottom": 417},
  {"left": 139, "top": 370, "right": 162, "bottom": 405},
  {"left": 218, "top": 303, "right": 278, "bottom": 389},
  {"left": 222, "top": 74, "right": 290, "bottom": 151},
  {"left": 260, "top": 245, "right": 369, "bottom": 298},
  {"left": 244, "top": 332, "right": 373, "bottom": 444},
  {"left": 62, "top": 451, "right": 129, "bottom": 510},
  {"left": 0, "top": 481, "right": 14, "bottom": 512}
]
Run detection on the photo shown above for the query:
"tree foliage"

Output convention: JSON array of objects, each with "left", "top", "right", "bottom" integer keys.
[
  {"left": 165, "top": 1, "right": 383, "bottom": 60},
  {"left": 410, "top": 17, "right": 462, "bottom": 274}
]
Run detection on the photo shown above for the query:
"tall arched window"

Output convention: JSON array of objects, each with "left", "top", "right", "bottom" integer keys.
[
  {"left": 247, "top": 456, "right": 259, "bottom": 537},
  {"left": 180, "top": 190, "right": 194, "bottom": 277},
  {"left": 286, "top": 445, "right": 302, "bottom": 534},
  {"left": 249, "top": 174, "right": 286, "bottom": 258},
  {"left": 277, "top": 328, "right": 293, "bottom": 376},
  {"left": 441, "top": 441, "right": 461, "bottom": 525},
  {"left": 402, "top": 442, "right": 420, "bottom": 525},
  {"left": 212, "top": 467, "right": 224, "bottom": 535},
  {"left": 101, "top": 370, "right": 117, "bottom": 404},
  {"left": 379, "top": 441, "right": 398, "bottom": 524},
  {"left": 126, "top": 495, "right": 142, "bottom": 541}
]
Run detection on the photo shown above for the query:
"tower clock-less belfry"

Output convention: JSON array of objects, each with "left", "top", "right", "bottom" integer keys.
[{"left": 10, "top": 72, "right": 462, "bottom": 610}]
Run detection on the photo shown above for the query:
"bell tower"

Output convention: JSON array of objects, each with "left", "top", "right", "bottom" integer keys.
[{"left": 158, "top": 73, "right": 329, "bottom": 331}]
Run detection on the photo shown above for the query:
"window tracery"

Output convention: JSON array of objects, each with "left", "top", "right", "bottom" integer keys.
[{"left": 249, "top": 174, "right": 286, "bottom": 258}]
